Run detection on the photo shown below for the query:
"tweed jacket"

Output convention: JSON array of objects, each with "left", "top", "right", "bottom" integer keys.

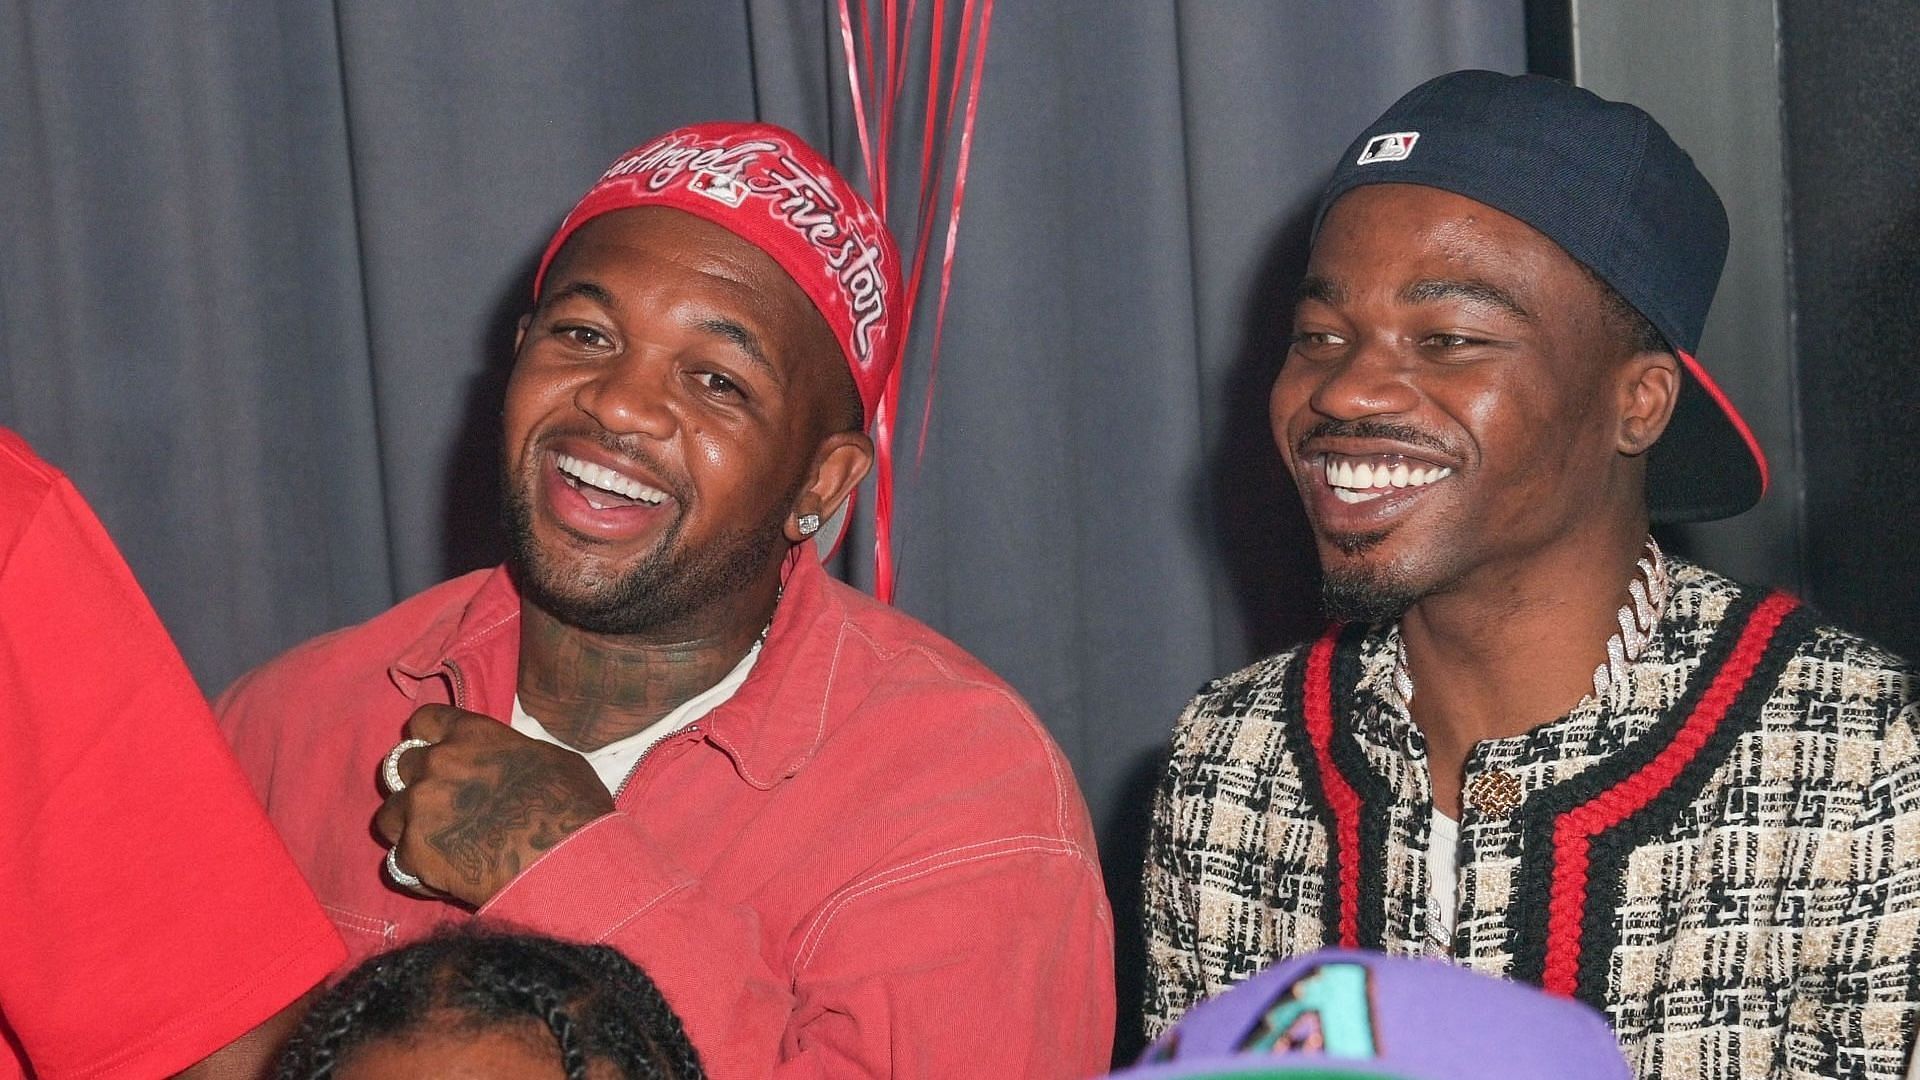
[{"left": 1144, "top": 559, "right": 1920, "bottom": 1079}]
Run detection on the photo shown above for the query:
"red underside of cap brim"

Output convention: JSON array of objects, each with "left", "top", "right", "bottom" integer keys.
[{"left": 1647, "top": 349, "right": 1768, "bottom": 524}]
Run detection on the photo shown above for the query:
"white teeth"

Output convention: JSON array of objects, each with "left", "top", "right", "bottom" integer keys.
[
  {"left": 553, "top": 452, "right": 666, "bottom": 504},
  {"left": 1323, "top": 456, "right": 1453, "bottom": 494},
  {"left": 1333, "top": 487, "right": 1385, "bottom": 504}
]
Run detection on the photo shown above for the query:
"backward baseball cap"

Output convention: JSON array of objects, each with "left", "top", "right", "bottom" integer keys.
[{"left": 1313, "top": 70, "right": 1767, "bottom": 523}]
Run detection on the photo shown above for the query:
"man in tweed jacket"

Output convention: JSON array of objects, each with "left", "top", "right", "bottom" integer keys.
[{"left": 1143, "top": 71, "right": 1920, "bottom": 1079}]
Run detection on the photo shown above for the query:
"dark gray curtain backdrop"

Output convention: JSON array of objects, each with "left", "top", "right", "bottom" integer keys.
[
  {"left": 1778, "top": 0, "right": 1920, "bottom": 661},
  {"left": 1, "top": 0, "right": 1525, "bottom": 1054}
]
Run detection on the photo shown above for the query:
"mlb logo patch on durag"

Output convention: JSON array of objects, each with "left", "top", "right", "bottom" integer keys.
[
  {"left": 1356, "top": 132, "right": 1419, "bottom": 165},
  {"left": 688, "top": 167, "right": 750, "bottom": 207}
]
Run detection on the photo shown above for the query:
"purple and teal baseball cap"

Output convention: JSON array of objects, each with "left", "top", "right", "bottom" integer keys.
[{"left": 1113, "top": 950, "right": 1629, "bottom": 1080}]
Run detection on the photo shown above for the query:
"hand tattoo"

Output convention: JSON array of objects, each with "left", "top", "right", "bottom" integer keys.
[{"left": 426, "top": 749, "right": 604, "bottom": 890}]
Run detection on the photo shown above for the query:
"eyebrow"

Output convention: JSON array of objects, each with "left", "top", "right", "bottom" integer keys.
[
  {"left": 536, "top": 279, "right": 617, "bottom": 314},
  {"left": 1295, "top": 274, "right": 1344, "bottom": 307},
  {"left": 1400, "top": 278, "right": 1536, "bottom": 323},
  {"left": 695, "top": 316, "right": 780, "bottom": 380}
]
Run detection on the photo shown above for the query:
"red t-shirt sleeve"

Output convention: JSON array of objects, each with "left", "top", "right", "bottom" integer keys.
[{"left": 0, "top": 451, "right": 344, "bottom": 1079}]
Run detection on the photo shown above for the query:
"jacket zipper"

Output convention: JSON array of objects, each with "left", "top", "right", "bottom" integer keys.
[
  {"left": 605, "top": 634, "right": 763, "bottom": 804},
  {"left": 444, "top": 658, "right": 470, "bottom": 709},
  {"left": 610, "top": 725, "right": 699, "bottom": 805}
]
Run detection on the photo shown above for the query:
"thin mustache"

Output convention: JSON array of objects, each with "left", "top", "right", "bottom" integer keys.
[{"left": 1295, "top": 419, "right": 1453, "bottom": 459}]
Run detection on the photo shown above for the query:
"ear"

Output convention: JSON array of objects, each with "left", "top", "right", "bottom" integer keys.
[
  {"left": 513, "top": 313, "right": 532, "bottom": 354},
  {"left": 1616, "top": 350, "right": 1681, "bottom": 457},
  {"left": 785, "top": 431, "right": 874, "bottom": 543}
]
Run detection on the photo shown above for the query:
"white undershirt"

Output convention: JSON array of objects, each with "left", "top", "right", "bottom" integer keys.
[
  {"left": 1426, "top": 807, "right": 1460, "bottom": 956},
  {"left": 511, "top": 641, "right": 762, "bottom": 795}
]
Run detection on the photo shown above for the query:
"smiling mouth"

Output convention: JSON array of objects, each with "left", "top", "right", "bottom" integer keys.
[
  {"left": 552, "top": 452, "right": 668, "bottom": 510},
  {"left": 1315, "top": 452, "right": 1453, "bottom": 504}
]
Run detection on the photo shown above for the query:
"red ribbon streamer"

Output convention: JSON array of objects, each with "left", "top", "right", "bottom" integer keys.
[{"left": 835, "top": 0, "right": 996, "bottom": 604}]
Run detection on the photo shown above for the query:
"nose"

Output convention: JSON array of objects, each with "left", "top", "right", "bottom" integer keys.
[
  {"left": 1299, "top": 339, "right": 1419, "bottom": 421},
  {"left": 574, "top": 354, "right": 676, "bottom": 439}
]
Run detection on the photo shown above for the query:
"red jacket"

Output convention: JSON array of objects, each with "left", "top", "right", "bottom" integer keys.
[{"left": 218, "top": 550, "right": 1115, "bottom": 1078}]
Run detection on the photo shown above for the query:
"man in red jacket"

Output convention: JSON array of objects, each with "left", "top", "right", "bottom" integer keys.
[{"left": 218, "top": 121, "right": 1114, "bottom": 1079}]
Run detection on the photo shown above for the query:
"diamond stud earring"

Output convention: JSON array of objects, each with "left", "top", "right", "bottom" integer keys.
[{"left": 796, "top": 513, "right": 821, "bottom": 537}]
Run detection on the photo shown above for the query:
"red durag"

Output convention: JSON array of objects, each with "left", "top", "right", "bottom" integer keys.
[{"left": 534, "top": 123, "right": 905, "bottom": 425}]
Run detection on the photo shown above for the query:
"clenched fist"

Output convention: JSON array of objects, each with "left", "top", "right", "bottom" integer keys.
[{"left": 374, "top": 703, "right": 613, "bottom": 907}]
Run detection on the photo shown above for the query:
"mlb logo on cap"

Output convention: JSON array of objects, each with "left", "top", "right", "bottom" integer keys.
[
  {"left": 1355, "top": 132, "right": 1419, "bottom": 165},
  {"left": 688, "top": 167, "right": 749, "bottom": 208}
]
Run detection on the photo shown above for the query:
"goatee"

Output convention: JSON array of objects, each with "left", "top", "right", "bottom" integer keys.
[
  {"left": 1321, "top": 564, "right": 1420, "bottom": 623},
  {"left": 501, "top": 471, "right": 794, "bottom": 637}
]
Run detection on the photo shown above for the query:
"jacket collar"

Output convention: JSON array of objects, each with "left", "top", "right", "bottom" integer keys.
[
  {"left": 1350, "top": 557, "right": 1725, "bottom": 774},
  {"left": 390, "top": 567, "right": 522, "bottom": 708},
  {"left": 388, "top": 548, "right": 846, "bottom": 790},
  {"left": 697, "top": 548, "right": 847, "bottom": 789}
]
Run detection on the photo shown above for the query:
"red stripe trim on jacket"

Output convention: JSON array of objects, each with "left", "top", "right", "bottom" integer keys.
[
  {"left": 1303, "top": 624, "right": 1363, "bottom": 948},
  {"left": 1540, "top": 591, "right": 1801, "bottom": 995}
]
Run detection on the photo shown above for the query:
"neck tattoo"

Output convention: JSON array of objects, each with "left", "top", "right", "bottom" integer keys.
[{"left": 1393, "top": 536, "right": 1670, "bottom": 707}]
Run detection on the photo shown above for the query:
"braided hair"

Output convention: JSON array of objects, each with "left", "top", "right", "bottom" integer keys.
[{"left": 276, "top": 926, "right": 705, "bottom": 1080}]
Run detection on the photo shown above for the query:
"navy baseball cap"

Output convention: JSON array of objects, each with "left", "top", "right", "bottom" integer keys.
[
  {"left": 1111, "top": 950, "right": 1629, "bottom": 1080},
  {"left": 1312, "top": 70, "right": 1767, "bottom": 523}
]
